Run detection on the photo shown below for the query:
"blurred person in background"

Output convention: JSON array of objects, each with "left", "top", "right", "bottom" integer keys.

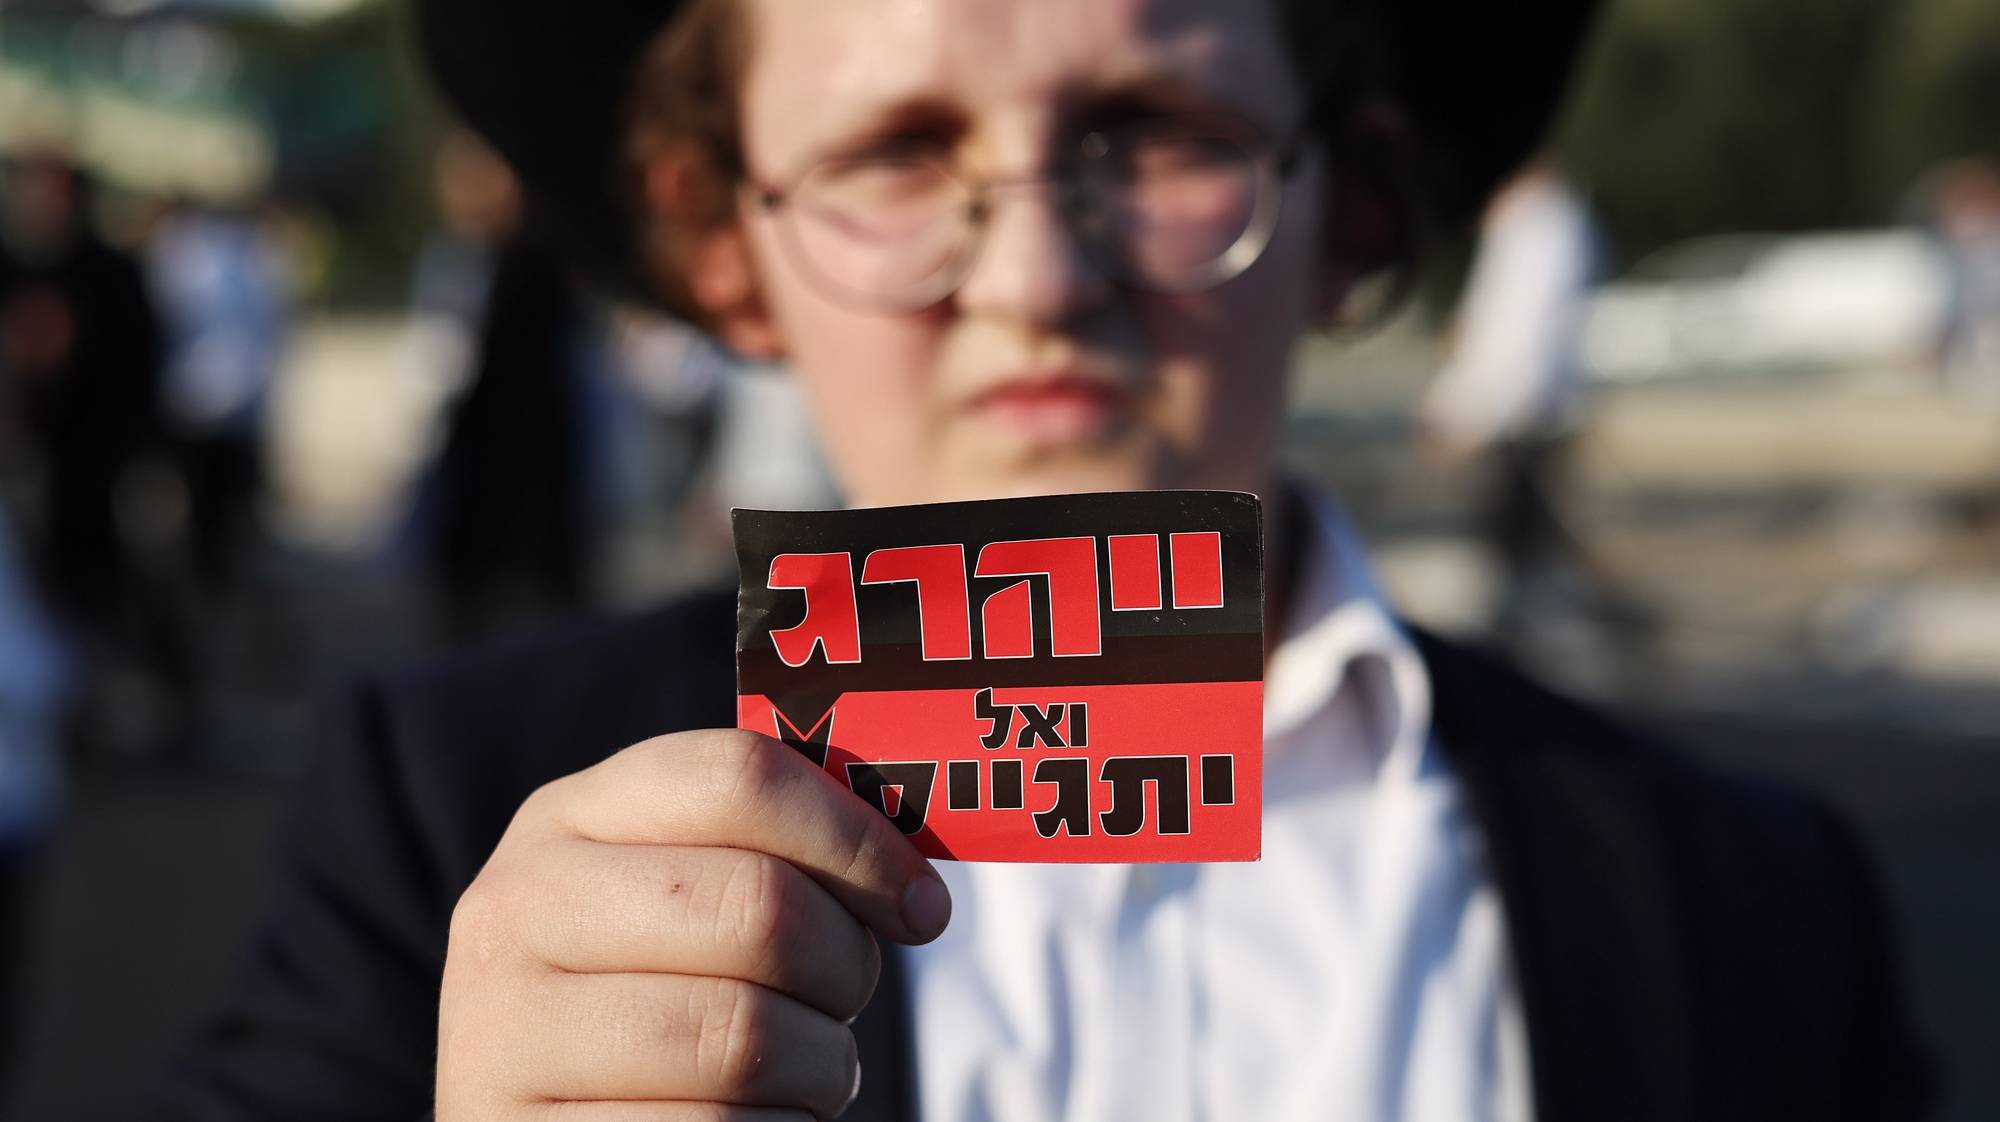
[
  {"left": 0, "top": 153, "right": 165, "bottom": 640},
  {"left": 144, "top": 197, "right": 293, "bottom": 597},
  {"left": 407, "top": 131, "right": 525, "bottom": 370},
  {"left": 598, "top": 301, "right": 837, "bottom": 560},
  {"left": 1416, "top": 159, "right": 1622, "bottom": 644},
  {"left": 427, "top": 236, "right": 596, "bottom": 637},
  {"left": 407, "top": 131, "right": 601, "bottom": 638},
  {"left": 1929, "top": 160, "right": 2000, "bottom": 399},
  {"left": 697, "top": 339, "right": 839, "bottom": 527},
  {"left": 158, "top": 1, "right": 1933, "bottom": 1121},
  {"left": 602, "top": 305, "right": 724, "bottom": 523}
]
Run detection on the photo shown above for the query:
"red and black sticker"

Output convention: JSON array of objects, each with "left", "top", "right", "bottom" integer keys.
[{"left": 734, "top": 491, "right": 1262, "bottom": 863}]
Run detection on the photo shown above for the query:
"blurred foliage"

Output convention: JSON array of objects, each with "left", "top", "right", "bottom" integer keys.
[
  {"left": 1557, "top": 0, "right": 2000, "bottom": 270},
  {"left": 238, "top": 0, "right": 446, "bottom": 307},
  {"left": 1865, "top": 0, "right": 2000, "bottom": 207},
  {"left": 0, "top": 2, "right": 444, "bottom": 306}
]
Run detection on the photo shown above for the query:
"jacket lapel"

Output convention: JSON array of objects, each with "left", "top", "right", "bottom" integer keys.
[{"left": 1414, "top": 629, "right": 1692, "bottom": 1122}]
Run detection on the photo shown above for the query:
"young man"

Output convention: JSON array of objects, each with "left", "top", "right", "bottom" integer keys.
[{"left": 159, "top": 1, "right": 1932, "bottom": 1119}]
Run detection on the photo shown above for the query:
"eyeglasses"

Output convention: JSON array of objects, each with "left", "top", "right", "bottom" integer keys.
[{"left": 745, "top": 116, "right": 1303, "bottom": 312}]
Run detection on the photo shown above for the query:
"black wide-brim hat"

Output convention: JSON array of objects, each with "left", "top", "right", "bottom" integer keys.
[{"left": 416, "top": 0, "right": 1601, "bottom": 304}]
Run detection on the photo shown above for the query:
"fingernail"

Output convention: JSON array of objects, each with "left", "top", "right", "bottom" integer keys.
[{"left": 901, "top": 872, "right": 951, "bottom": 940}]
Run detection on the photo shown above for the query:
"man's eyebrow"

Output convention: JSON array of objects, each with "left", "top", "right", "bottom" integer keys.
[
  {"left": 1069, "top": 66, "right": 1288, "bottom": 135},
  {"left": 1088, "top": 69, "right": 1227, "bottom": 110},
  {"left": 793, "top": 97, "right": 969, "bottom": 166}
]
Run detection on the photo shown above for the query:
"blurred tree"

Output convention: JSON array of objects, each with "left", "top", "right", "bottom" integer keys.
[
  {"left": 235, "top": 0, "right": 445, "bottom": 306},
  {"left": 1864, "top": 0, "right": 2000, "bottom": 212},
  {"left": 1555, "top": 0, "right": 1897, "bottom": 268}
]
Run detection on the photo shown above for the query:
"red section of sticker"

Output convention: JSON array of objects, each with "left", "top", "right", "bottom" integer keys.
[
  {"left": 1108, "top": 534, "right": 1163, "bottom": 611},
  {"left": 738, "top": 682, "right": 1262, "bottom": 863},
  {"left": 981, "top": 580, "right": 1035, "bottom": 659},
  {"left": 767, "top": 553, "right": 862, "bottom": 665},
  {"left": 1169, "top": 531, "right": 1224, "bottom": 609},
  {"left": 975, "top": 537, "right": 1102, "bottom": 656}
]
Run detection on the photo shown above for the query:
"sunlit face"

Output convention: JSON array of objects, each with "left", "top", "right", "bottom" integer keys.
[{"left": 735, "top": 0, "right": 1324, "bottom": 506}]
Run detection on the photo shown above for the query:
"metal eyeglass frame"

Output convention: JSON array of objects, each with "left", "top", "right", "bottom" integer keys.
[{"left": 743, "top": 117, "right": 1306, "bottom": 313}]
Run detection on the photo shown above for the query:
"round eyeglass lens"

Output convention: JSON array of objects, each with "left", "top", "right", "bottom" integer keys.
[
  {"left": 781, "top": 156, "right": 973, "bottom": 307},
  {"left": 1082, "top": 128, "right": 1276, "bottom": 292}
]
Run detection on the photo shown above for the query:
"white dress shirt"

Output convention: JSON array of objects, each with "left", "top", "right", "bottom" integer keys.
[{"left": 902, "top": 494, "right": 1533, "bottom": 1122}]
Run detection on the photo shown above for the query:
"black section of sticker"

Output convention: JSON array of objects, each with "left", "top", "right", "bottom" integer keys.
[
  {"left": 735, "top": 492, "right": 1262, "bottom": 713},
  {"left": 947, "top": 760, "right": 981, "bottom": 810},
  {"left": 991, "top": 758, "right": 1025, "bottom": 810},
  {"left": 1200, "top": 754, "right": 1236, "bottom": 806}
]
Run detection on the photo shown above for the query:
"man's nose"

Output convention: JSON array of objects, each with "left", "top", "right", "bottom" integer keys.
[{"left": 952, "top": 183, "right": 1114, "bottom": 327}]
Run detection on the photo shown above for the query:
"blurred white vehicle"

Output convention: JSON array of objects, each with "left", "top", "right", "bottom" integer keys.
[{"left": 1583, "top": 231, "right": 1954, "bottom": 382}]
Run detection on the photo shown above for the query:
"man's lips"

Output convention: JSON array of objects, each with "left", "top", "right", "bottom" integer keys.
[{"left": 964, "top": 375, "right": 1130, "bottom": 444}]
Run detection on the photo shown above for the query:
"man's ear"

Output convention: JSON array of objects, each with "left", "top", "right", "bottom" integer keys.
[
  {"left": 1315, "top": 174, "right": 1403, "bottom": 324},
  {"left": 687, "top": 223, "right": 784, "bottom": 360},
  {"left": 1313, "top": 100, "right": 1423, "bottom": 326},
  {"left": 641, "top": 149, "right": 786, "bottom": 360}
]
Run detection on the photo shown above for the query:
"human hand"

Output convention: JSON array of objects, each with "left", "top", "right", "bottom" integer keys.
[{"left": 435, "top": 728, "right": 952, "bottom": 1120}]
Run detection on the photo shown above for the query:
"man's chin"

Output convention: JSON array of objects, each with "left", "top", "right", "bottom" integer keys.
[{"left": 955, "top": 450, "right": 1173, "bottom": 502}]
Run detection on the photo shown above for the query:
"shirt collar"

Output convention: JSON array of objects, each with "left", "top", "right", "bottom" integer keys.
[{"left": 1263, "top": 488, "right": 1435, "bottom": 786}]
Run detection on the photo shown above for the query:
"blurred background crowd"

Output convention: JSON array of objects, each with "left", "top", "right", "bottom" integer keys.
[{"left": 0, "top": 0, "right": 1996, "bottom": 1118}]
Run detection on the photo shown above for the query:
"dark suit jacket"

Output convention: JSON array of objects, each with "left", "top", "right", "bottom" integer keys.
[{"left": 156, "top": 587, "right": 1934, "bottom": 1121}]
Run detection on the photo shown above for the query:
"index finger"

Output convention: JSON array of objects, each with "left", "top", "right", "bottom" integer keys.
[{"left": 542, "top": 728, "right": 952, "bottom": 945}]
